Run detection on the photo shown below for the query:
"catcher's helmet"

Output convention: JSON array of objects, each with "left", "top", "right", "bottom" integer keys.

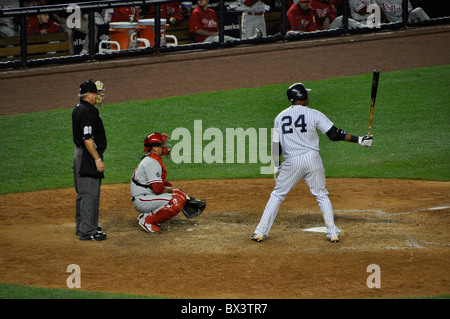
[
  {"left": 286, "top": 83, "right": 311, "bottom": 102},
  {"left": 143, "top": 132, "right": 171, "bottom": 155}
]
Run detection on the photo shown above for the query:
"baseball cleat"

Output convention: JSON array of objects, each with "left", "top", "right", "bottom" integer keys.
[
  {"left": 328, "top": 236, "right": 339, "bottom": 243},
  {"left": 251, "top": 233, "right": 264, "bottom": 242},
  {"left": 326, "top": 226, "right": 340, "bottom": 243},
  {"left": 138, "top": 217, "right": 160, "bottom": 233}
]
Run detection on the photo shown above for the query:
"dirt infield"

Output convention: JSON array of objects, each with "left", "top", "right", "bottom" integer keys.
[
  {"left": 1, "top": 179, "right": 449, "bottom": 298},
  {"left": 0, "top": 25, "right": 449, "bottom": 299}
]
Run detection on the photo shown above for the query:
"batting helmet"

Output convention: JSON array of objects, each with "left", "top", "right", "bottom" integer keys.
[
  {"left": 143, "top": 132, "right": 171, "bottom": 155},
  {"left": 286, "top": 83, "right": 311, "bottom": 102}
]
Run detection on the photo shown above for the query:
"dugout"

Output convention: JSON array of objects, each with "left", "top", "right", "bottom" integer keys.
[{"left": 0, "top": 0, "right": 449, "bottom": 70}]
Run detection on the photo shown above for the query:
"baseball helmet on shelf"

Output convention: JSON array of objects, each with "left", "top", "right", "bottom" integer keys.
[
  {"left": 286, "top": 83, "right": 311, "bottom": 102},
  {"left": 143, "top": 132, "right": 171, "bottom": 156}
]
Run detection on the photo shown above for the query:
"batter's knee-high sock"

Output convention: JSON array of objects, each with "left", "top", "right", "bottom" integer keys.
[
  {"left": 255, "top": 195, "right": 283, "bottom": 236},
  {"left": 322, "top": 211, "right": 336, "bottom": 229}
]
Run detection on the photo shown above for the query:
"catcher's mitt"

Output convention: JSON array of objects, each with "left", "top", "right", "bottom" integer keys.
[{"left": 182, "top": 195, "right": 206, "bottom": 218}]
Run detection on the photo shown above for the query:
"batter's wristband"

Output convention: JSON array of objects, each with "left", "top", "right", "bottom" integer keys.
[{"left": 349, "top": 135, "right": 359, "bottom": 143}]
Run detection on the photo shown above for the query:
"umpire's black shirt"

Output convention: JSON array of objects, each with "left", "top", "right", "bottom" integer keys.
[{"left": 72, "top": 100, "right": 107, "bottom": 150}]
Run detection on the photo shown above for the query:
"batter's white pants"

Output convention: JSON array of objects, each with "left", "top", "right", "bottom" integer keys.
[{"left": 254, "top": 151, "right": 338, "bottom": 238}]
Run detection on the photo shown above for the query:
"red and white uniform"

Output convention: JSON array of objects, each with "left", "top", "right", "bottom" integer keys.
[
  {"left": 131, "top": 152, "right": 186, "bottom": 229},
  {"left": 287, "top": 3, "right": 317, "bottom": 32},
  {"left": 189, "top": 5, "right": 218, "bottom": 42},
  {"left": 310, "top": 0, "right": 338, "bottom": 29},
  {"left": 349, "top": 0, "right": 375, "bottom": 22},
  {"left": 240, "top": 0, "right": 267, "bottom": 39},
  {"left": 374, "top": 0, "right": 429, "bottom": 23}
]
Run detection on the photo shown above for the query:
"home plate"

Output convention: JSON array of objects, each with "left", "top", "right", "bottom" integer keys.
[{"left": 302, "top": 227, "right": 327, "bottom": 233}]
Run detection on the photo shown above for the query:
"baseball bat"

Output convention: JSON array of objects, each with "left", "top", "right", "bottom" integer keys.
[{"left": 367, "top": 70, "right": 380, "bottom": 137}]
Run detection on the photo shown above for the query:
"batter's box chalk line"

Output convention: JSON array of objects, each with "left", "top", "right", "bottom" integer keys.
[
  {"left": 301, "top": 210, "right": 385, "bottom": 233},
  {"left": 301, "top": 206, "right": 450, "bottom": 233},
  {"left": 302, "top": 226, "right": 327, "bottom": 233}
]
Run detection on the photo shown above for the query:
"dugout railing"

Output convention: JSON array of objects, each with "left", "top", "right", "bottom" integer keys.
[{"left": 0, "top": 0, "right": 449, "bottom": 70}]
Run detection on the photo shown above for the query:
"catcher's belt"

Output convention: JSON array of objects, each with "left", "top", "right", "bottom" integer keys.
[{"left": 182, "top": 196, "right": 206, "bottom": 218}]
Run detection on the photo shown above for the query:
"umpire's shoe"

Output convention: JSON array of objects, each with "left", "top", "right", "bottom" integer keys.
[
  {"left": 81, "top": 232, "right": 107, "bottom": 241},
  {"left": 76, "top": 226, "right": 103, "bottom": 236}
]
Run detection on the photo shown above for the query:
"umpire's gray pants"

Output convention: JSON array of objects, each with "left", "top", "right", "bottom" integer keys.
[{"left": 73, "top": 147, "right": 101, "bottom": 240}]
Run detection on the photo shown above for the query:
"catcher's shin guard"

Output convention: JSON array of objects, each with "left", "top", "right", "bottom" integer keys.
[{"left": 144, "top": 190, "right": 187, "bottom": 225}]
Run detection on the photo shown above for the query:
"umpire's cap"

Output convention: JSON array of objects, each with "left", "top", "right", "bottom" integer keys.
[{"left": 79, "top": 79, "right": 98, "bottom": 95}]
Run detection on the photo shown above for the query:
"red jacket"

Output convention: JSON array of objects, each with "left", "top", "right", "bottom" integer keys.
[
  {"left": 111, "top": 7, "right": 140, "bottom": 22},
  {"left": 287, "top": 4, "right": 317, "bottom": 32},
  {"left": 189, "top": 7, "right": 218, "bottom": 43},
  {"left": 144, "top": 3, "right": 183, "bottom": 24},
  {"left": 310, "top": 0, "right": 338, "bottom": 30},
  {"left": 26, "top": 15, "right": 62, "bottom": 35}
]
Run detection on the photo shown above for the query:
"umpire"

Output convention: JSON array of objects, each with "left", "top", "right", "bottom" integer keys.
[{"left": 72, "top": 79, "right": 107, "bottom": 241}]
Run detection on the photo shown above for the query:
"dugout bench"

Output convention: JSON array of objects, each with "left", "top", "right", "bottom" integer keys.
[
  {"left": 0, "top": 32, "right": 70, "bottom": 61},
  {"left": 0, "top": 11, "right": 281, "bottom": 60}
]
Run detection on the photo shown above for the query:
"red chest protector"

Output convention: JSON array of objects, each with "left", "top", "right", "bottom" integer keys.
[{"left": 148, "top": 152, "right": 167, "bottom": 183}]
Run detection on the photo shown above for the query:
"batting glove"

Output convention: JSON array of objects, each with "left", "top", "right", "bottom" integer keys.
[{"left": 358, "top": 135, "right": 373, "bottom": 147}]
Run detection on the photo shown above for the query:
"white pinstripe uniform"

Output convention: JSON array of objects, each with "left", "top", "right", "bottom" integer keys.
[{"left": 254, "top": 100, "right": 340, "bottom": 241}]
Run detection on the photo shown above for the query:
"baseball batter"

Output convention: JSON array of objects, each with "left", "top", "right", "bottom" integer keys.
[
  {"left": 252, "top": 83, "right": 373, "bottom": 243},
  {"left": 131, "top": 132, "right": 187, "bottom": 233}
]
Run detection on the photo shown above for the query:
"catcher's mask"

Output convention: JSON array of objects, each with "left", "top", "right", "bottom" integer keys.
[
  {"left": 78, "top": 79, "right": 106, "bottom": 107},
  {"left": 143, "top": 132, "right": 171, "bottom": 156},
  {"left": 287, "top": 82, "right": 311, "bottom": 103}
]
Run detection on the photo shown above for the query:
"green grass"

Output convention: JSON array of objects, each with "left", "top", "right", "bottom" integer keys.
[
  {"left": 0, "top": 283, "right": 163, "bottom": 299},
  {"left": 1, "top": 283, "right": 448, "bottom": 299},
  {"left": 0, "top": 65, "right": 449, "bottom": 195}
]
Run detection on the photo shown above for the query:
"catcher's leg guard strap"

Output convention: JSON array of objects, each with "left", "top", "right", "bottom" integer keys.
[{"left": 145, "top": 191, "right": 186, "bottom": 225}]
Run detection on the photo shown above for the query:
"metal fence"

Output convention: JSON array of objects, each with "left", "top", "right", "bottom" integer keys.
[{"left": 1, "top": 0, "right": 449, "bottom": 69}]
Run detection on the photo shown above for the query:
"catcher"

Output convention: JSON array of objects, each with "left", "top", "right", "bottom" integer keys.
[{"left": 131, "top": 132, "right": 206, "bottom": 233}]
